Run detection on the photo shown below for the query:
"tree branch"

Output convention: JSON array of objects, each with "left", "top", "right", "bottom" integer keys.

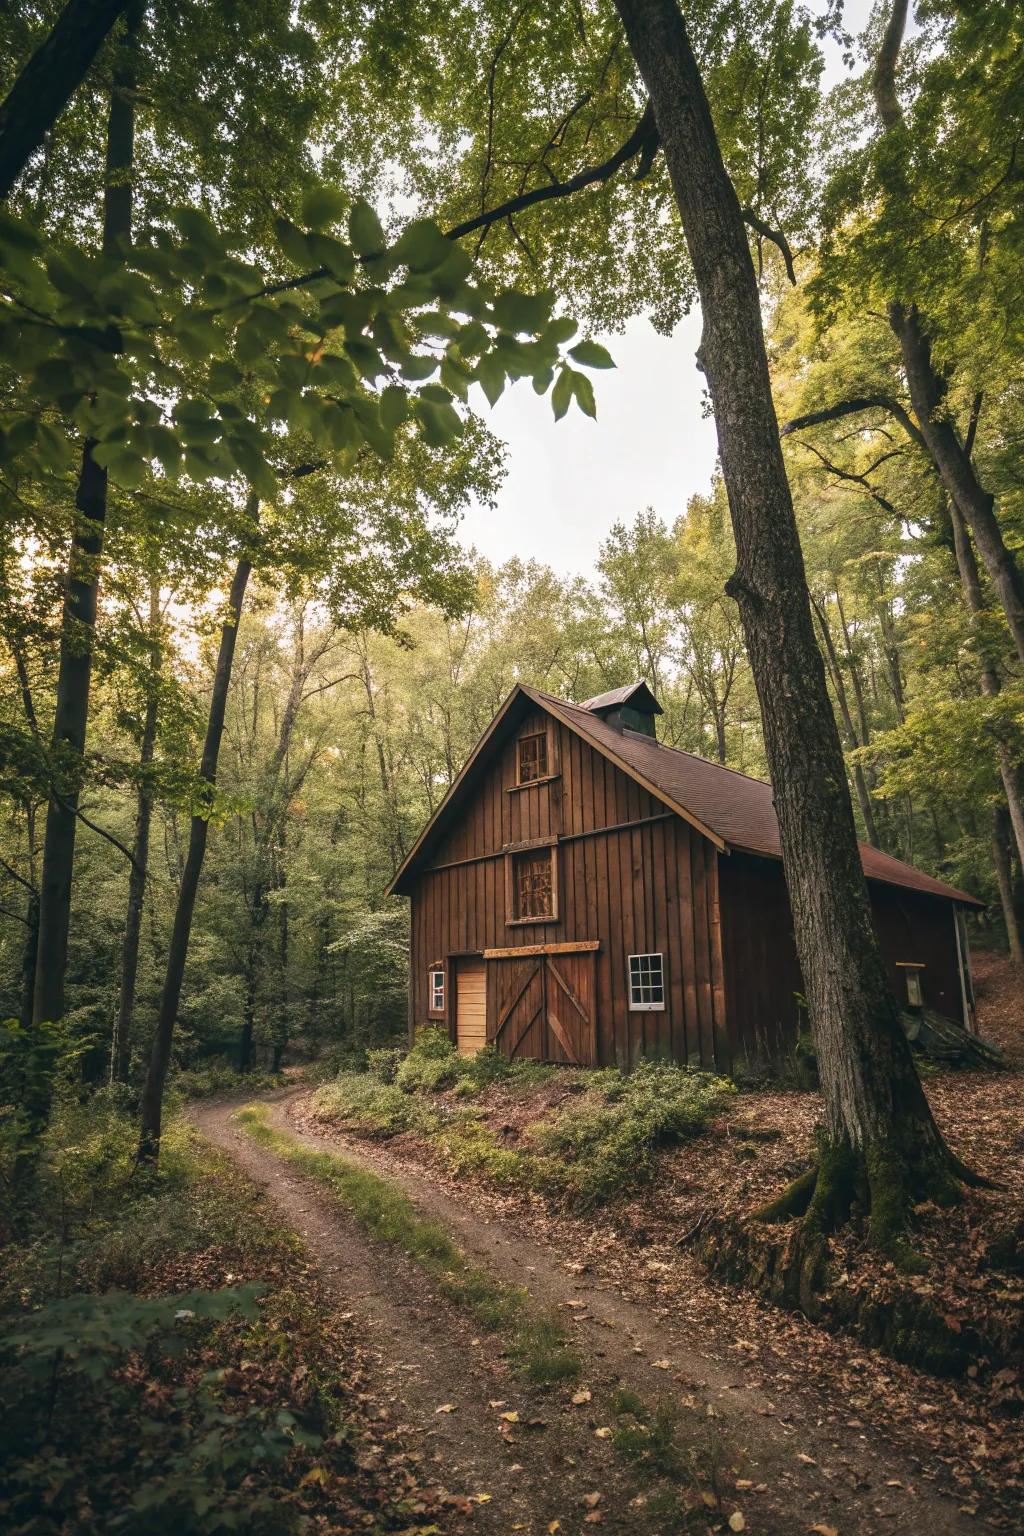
[
  {"left": 781, "top": 394, "right": 927, "bottom": 452},
  {"left": 794, "top": 439, "right": 899, "bottom": 518},
  {"left": 873, "top": 0, "right": 909, "bottom": 131},
  {"left": 0, "top": 856, "right": 37, "bottom": 896},
  {"left": 739, "top": 206, "right": 796, "bottom": 284},
  {"left": 447, "top": 101, "right": 660, "bottom": 242}
]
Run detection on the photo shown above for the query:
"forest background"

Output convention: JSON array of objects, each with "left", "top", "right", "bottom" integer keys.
[{"left": 1, "top": 0, "right": 1021, "bottom": 1091}]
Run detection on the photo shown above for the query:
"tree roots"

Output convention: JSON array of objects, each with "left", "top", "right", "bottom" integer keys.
[{"left": 753, "top": 1132, "right": 988, "bottom": 1275}]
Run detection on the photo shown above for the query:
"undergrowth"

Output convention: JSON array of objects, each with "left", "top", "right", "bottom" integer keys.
[
  {"left": 312, "top": 1030, "right": 736, "bottom": 1207},
  {"left": 0, "top": 1093, "right": 435, "bottom": 1534},
  {"left": 234, "top": 1103, "right": 581, "bottom": 1386}
]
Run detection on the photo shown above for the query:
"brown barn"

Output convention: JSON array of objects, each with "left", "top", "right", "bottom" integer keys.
[{"left": 388, "top": 682, "right": 982, "bottom": 1071}]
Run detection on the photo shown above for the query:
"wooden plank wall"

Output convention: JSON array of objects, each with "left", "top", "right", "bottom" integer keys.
[
  {"left": 718, "top": 852, "right": 968, "bottom": 1065},
  {"left": 870, "top": 885, "right": 966, "bottom": 1025},
  {"left": 718, "top": 853, "right": 804, "bottom": 1066},
  {"left": 409, "top": 710, "right": 728, "bottom": 1068}
]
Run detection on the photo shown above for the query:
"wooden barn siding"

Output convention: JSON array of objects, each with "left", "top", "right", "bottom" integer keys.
[
  {"left": 408, "top": 713, "right": 727, "bottom": 1067},
  {"left": 718, "top": 853, "right": 804, "bottom": 1065},
  {"left": 718, "top": 853, "right": 967, "bottom": 1063},
  {"left": 870, "top": 884, "right": 966, "bottom": 1026}
]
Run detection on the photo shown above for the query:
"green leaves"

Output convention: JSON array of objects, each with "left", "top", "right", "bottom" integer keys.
[
  {"left": 569, "top": 339, "right": 615, "bottom": 370},
  {"left": 301, "top": 184, "right": 347, "bottom": 230},
  {"left": 0, "top": 199, "right": 593, "bottom": 503},
  {"left": 349, "top": 198, "right": 386, "bottom": 257},
  {"left": 551, "top": 366, "right": 597, "bottom": 420}
]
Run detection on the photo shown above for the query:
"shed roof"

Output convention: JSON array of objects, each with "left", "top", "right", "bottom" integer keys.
[{"left": 389, "top": 682, "right": 983, "bottom": 908}]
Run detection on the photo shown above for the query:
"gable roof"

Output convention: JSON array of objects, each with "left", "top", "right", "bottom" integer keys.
[{"left": 388, "top": 683, "right": 982, "bottom": 907}]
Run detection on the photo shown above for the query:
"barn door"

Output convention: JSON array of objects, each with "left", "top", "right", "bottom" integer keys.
[{"left": 490, "top": 951, "right": 596, "bottom": 1066}]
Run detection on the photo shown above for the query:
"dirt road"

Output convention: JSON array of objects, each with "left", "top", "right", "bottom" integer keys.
[{"left": 193, "top": 1091, "right": 980, "bottom": 1536}]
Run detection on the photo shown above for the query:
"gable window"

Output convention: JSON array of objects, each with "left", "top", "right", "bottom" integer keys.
[
  {"left": 511, "top": 847, "right": 556, "bottom": 920},
  {"left": 517, "top": 731, "right": 549, "bottom": 785},
  {"left": 628, "top": 952, "right": 665, "bottom": 1011},
  {"left": 428, "top": 967, "right": 445, "bottom": 1016}
]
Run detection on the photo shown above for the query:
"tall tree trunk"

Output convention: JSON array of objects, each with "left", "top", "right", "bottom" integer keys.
[
  {"left": 138, "top": 541, "right": 254, "bottom": 1161},
  {"left": 948, "top": 499, "right": 1024, "bottom": 871},
  {"left": 613, "top": 0, "right": 970, "bottom": 1255},
  {"left": 991, "top": 806, "right": 1024, "bottom": 968},
  {"left": 871, "top": 0, "right": 1024, "bottom": 666},
  {"left": 811, "top": 596, "right": 880, "bottom": 848},
  {"left": 239, "top": 941, "right": 257, "bottom": 1072},
  {"left": 31, "top": 3, "right": 140, "bottom": 1028},
  {"left": 889, "top": 306, "right": 1024, "bottom": 664},
  {"left": 713, "top": 705, "right": 727, "bottom": 765},
  {"left": 111, "top": 578, "right": 160, "bottom": 1081},
  {"left": 0, "top": 0, "right": 132, "bottom": 200}
]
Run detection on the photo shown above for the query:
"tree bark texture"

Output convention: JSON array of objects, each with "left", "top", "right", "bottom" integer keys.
[
  {"left": 138, "top": 541, "right": 254, "bottom": 1161},
  {"left": 30, "top": 5, "right": 140, "bottom": 1027},
  {"left": 0, "top": 0, "right": 132, "bottom": 200},
  {"left": 613, "top": 0, "right": 964, "bottom": 1249},
  {"left": 111, "top": 580, "right": 160, "bottom": 1080}
]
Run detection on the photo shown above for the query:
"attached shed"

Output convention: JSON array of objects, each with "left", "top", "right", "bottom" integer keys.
[{"left": 388, "top": 683, "right": 981, "bottom": 1071}]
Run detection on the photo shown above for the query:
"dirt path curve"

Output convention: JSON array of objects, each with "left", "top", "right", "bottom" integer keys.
[{"left": 194, "top": 1091, "right": 977, "bottom": 1536}]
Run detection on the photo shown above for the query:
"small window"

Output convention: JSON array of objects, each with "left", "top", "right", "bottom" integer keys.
[
  {"left": 517, "top": 731, "right": 548, "bottom": 785},
  {"left": 628, "top": 952, "right": 665, "bottom": 1011},
  {"left": 428, "top": 968, "right": 445, "bottom": 1015},
  {"left": 905, "top": 967, "right": 923, "bottom": 1008},
  {"left": 512, "top": 848, "right": 554, "bottom": 919}
]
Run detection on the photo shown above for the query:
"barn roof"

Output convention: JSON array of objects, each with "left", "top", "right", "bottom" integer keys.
[{"left": 388, "top": 682, "right": 983, "bottom": 907}]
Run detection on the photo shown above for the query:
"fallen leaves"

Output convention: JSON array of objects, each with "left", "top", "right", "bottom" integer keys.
[{"left": 434, "top": 1403, "right": 456, "bottom": 1414}]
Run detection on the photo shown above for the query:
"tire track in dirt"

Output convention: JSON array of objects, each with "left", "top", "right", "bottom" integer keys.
[{"left": 195, "top": 1091, "right": 977, "bottom": 1535}]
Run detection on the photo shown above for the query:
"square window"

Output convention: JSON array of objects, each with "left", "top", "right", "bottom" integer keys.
[
  {"left": 517, "top": 732, "right": 548, "bottom": 784},
  {"left": 429, "top": 969, "right": 445, "bottom": 1013},
  {"left": 512, "top": 848, "right": 554, "bottom": 919},
  {"left": 628, "top": 952, "right": 665, "bottom": 1011}
]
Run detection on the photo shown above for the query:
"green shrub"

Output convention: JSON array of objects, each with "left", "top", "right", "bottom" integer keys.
[
  {"left": 395, "top": 1025, "right": 460, "bottom": 1092},
  {"left": 171, "top": 1059, "right": 284, "bottom": 1100},
  {"left": 531, "top": 1060, "right": 735, "bottom": 1206},
  {"left": 312, "top": 1074, "right": 432, "bottom": 1138},
  {"left": 365, "top": 1045, "right": 404, "bottom": 1083}
]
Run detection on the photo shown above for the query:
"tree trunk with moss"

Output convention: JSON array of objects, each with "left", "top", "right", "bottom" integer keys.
[{"left": 613, "top": 0, "right": 975, "bottom": 1262}]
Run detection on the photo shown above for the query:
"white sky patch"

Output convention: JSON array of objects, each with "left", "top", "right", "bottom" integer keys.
[{"left": 456, "top": 0, "right": 888, "bottom": 577}]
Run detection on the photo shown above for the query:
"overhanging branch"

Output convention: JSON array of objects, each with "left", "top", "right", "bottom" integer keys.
[{"left": 781, "top": 394, "right": 926, "bottom": 452}]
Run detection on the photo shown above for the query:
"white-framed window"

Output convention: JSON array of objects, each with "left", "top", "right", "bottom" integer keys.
[
  {"left": 628, "top": 952, "right": 665, "bottom": 1011},
  {"left": 428, "top": 968, "right": 445, "bottom": 1015}
]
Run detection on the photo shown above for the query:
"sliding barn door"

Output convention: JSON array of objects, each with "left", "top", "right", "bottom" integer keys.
[{"left": 490, "top": 951, "right": 596, "bottom": 1066}]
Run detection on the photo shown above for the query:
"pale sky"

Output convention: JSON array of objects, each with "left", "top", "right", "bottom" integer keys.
[{"left": 456, "top": 1, "right": 879, "bottom": 577}]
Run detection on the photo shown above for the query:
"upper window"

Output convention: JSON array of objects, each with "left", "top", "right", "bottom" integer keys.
[
  {"left": 517, "top": 731, "right": 549, "bottom": 785},
  {"left": 512, "top": 848, "right": 555, "bottom": 920},
  {"left": 428, "top": 968, "right": 445, "bottom": 1014},
  {"left": 628, "top": 952, "right": 665, "bottom": 1011}
]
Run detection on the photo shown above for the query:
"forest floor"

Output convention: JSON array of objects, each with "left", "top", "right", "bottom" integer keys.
[{"left": 195, "top": 957, "right": 1023, "bottom": 1536}]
